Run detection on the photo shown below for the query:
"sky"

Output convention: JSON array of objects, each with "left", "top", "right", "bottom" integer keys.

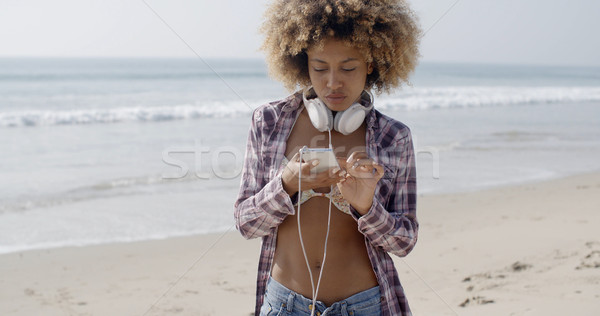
[{"left": 0, "top": 0, "right": 599, "bottom": 66}]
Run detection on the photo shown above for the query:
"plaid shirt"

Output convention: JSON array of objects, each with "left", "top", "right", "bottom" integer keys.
[{"left": 234, "top": 91, "right": 418, "bottom": 316}]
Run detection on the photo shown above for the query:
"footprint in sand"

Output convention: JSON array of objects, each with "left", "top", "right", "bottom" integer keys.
[
  {"left": 575, "top": 241, "right": 600, "bottom": 270},
  {"left": 461, "top": 261, "right": 533, "bottom": 301},
  {"left": 462, "top": 271, "right": 506, "bottom": 292},
  {"left": 459, "top": 296, "right": 495, "bottom": 307},
  {"left": 576, "top": 250, "right": 600, "bottom": 270},
  {"left": 510, "top": 261, "right": 532, "bottom": 272}
]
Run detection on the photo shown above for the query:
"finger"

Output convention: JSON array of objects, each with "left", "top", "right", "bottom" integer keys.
[
  {"left": 346, "top": 151, "right": 368, "bottom": 164},
  {"left": 281, "top": 157, "right": 298, "bottom": 174},
  {"left": 351, "top": 159, "right": 375, "bottom": 170},
  {"left": 328, "top": 168, "right": 346, "bottom": 183},
  {"left": 347, "top": 153, "right": 373, "bottom": 171},
  {"left": 357, "top": 164, "right": 372, "bottom": 173},
  {"left": 328, "top": 166, "right": 343, "bottom": 177},
  {"left": 300, "top": 159, "right": 319, "bottom": 175},
  {"left": 336, "top": 157, "right": 347, "bottom": 168},
  {"left": 346, "top": 166, "right": 372, "bottom": 179},
  {"left": 348, "top": 159, "right": 375, "bottom": 176},
  {"left": 339, "top": 174, "right": 355, "bottom": 185},
  {"left": 289, "top": 152, "right": 301, "bottom": 162},
  {"left": 347, "top": 161, "right": 381, "bottom": 178},
  {"left": 370, "top": 162, "right": 385, "bottom": 180},
  {"left": 360, "top": 162, "right": 384, "bottom": 179}
]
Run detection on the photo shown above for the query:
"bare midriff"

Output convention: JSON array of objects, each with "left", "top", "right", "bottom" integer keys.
[{"left": 271, "top": 109, "right": 378, "bottom": 306}]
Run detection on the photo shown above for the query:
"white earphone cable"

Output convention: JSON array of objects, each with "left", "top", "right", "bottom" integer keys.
[
  {"left": 296, "top": 148, "right": 316, "bottom": 311},
  {"left": 313, "top": 188, "right": 332, "bottom": 310},
  {"left": 296, "top": 128, "right": 334, "bottom": 316}
]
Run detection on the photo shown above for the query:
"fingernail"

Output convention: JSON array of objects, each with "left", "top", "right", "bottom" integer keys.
[
  {"left": 339, "top": 170, "right": 346, "bottom": 176},
  {"left": 332, "top": 168, "right": 340, "bottom": 173},
  {"left": 346, "top": 157, "right": 352, "bottom": 163},
  {"left": 312, "top": 160, "right": 319, "bottom": 166}
]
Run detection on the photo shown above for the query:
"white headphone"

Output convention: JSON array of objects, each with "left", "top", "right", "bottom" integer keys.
[{"left": 303, "top": 86, "right": 374, "bottom": 135}]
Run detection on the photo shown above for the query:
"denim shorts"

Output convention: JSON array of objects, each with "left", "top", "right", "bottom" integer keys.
[{"left": 260, "top": 277, "right": 382, "bottom": 316}]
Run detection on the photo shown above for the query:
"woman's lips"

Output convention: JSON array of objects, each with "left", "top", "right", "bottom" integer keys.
[{"left": 326, "top": 94, "right": 346, "bottom": 104}]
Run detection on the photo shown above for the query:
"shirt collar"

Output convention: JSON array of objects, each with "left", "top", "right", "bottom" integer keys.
[
  {"left": 366, "top": 106, "right": 378, "bottom": 131},
  {"left": 281, "top": 90, "right": 304, "bottom": 113}
]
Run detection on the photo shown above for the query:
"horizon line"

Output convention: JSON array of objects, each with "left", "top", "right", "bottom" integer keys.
[{"left": 0, "top": 56, "right": 599, "bottom": 68}]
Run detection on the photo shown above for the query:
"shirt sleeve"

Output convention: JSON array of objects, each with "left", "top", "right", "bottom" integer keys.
[
  {"left": 234, "top": 109, "right": 296, "bottom": 240},
  {"left": 349, "top": 131, "right": 418, "bottom": 257}
]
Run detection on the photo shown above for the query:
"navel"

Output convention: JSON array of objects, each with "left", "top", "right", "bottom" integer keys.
[{"left": 313, "top": 261, "right": 322, "bottom": 271}]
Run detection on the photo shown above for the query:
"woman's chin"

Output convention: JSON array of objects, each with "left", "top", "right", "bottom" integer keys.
[{"left": 325, "top": 102, "right": 353, "bottom": 112}]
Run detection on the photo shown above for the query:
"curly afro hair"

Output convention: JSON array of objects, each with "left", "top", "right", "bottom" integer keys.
[{"left": 260, "top": 0, "right": 421, "bottom": 93}]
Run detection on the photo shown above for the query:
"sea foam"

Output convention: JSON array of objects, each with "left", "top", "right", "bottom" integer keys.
[{"left": 1, "top": 86, "right": 598, "bottom": 127}]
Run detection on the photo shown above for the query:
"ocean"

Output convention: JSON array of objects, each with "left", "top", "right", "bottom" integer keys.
[{"left": 1, "top": 57, "right": 599, "bottom": 254}]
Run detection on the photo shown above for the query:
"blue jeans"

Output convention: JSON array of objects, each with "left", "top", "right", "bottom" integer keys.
[{"left": 260, "top": 277, "right": 382, "bottom": 316}]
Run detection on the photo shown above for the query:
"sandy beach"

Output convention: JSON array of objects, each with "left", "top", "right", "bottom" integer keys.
[{"left": 1, "top": 172, "right": 599, "bottom": 316}]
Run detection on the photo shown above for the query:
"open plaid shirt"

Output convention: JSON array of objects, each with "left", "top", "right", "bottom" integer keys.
[{"left": 234, "top": 92, "right": 418, "bottom": 316}]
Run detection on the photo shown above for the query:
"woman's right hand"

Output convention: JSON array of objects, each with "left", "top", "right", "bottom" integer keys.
[{"left": 281, "top": 152, "right": 345, "bottom": 196}]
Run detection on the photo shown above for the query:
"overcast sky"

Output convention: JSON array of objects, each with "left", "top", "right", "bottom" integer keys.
[{"left": 1, "top": 0, "right": 598, "bottom": 66}]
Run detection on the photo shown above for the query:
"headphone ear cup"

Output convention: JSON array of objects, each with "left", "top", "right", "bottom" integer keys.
[
  {"left": 306, "top": 98, "right": 333, "bottom": 132},
  {"left": 334, "top": 103, "right": 368, "bottom": 135}
]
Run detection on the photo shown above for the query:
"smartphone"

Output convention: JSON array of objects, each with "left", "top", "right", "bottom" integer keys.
[{"left": 300, "top": 147, "right": 340, "bottom": 173}]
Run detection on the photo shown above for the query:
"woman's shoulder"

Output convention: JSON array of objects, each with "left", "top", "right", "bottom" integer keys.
[
  {"left": 251, "top": 91, "right": 303, "bottom": 124},
  {"left": 370, "top": 109, "right": 413, "bottom": 147}
]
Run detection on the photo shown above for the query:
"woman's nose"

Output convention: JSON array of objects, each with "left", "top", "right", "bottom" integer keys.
[{"left": 326, "top": 71, "right": 342, "bottom": 90}]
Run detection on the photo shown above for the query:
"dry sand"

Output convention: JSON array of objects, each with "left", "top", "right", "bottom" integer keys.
[{"left": 1, "top": 172, "right": 599, "bottom": 315}]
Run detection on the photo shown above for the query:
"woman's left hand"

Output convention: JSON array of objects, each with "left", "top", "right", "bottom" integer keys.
[{"left": 337, "top": 151, "right": 385, "bottom": 215}]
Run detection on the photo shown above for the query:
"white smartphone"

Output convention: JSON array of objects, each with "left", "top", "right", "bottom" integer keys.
[{"left": 300, "top": 147, "right": 340, "bottom": 173}]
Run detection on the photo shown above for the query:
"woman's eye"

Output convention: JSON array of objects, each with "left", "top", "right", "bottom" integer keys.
[
  {"left": 313, "top": 68, "right": 327, "bottom": 72},
  {"left": 342, "top": 68, "right": 356, "bottom": 72}
]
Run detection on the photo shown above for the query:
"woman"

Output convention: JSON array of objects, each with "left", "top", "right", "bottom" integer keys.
[{"left": 235, "top": 1, "right": 420, "bottom": 315}]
